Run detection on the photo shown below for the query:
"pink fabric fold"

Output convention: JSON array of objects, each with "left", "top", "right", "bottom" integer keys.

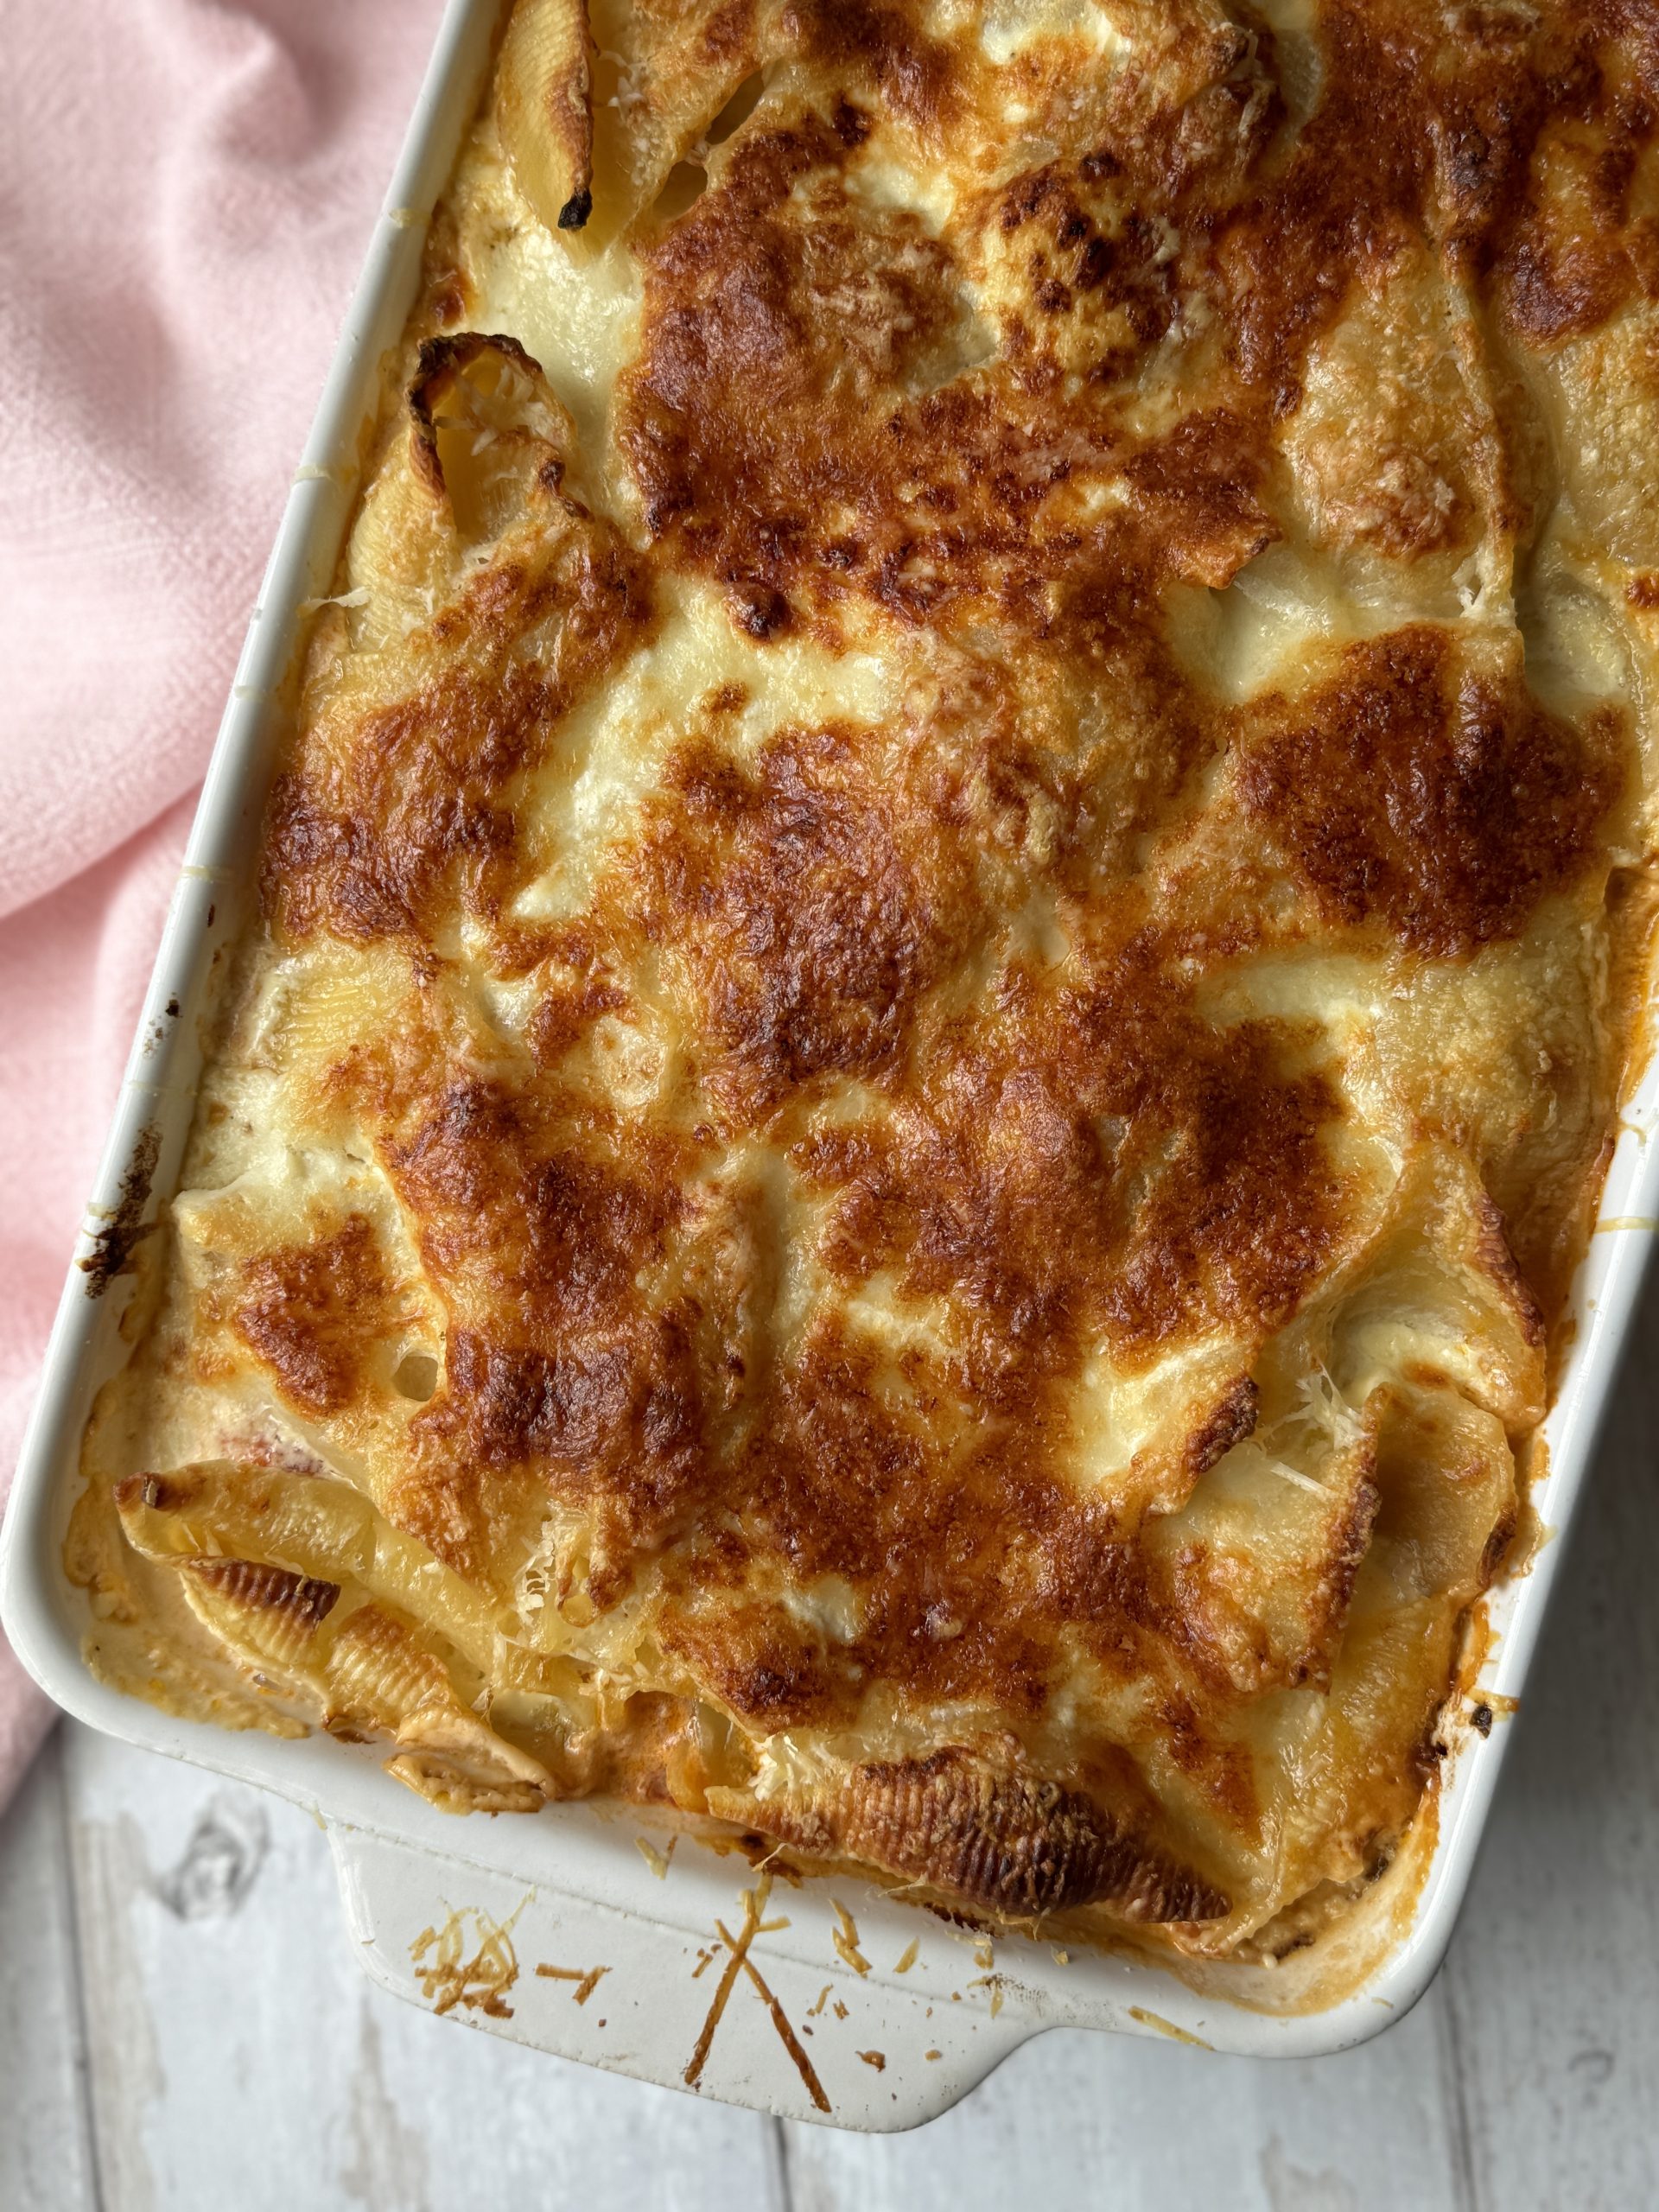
[{"left": 0, "top": 0, "right": 443, "bottom": 1810}]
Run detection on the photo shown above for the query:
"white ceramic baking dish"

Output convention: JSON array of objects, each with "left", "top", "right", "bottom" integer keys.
[{"left": 4, "top": 0, "right": 1657, "bottom": 2132}]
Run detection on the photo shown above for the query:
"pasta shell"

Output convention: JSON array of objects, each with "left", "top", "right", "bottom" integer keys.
[
  {"left": 497, "top": 0, "right": 594, "bottom": 240},
  {"left": 709, "top": 1747, "right": 1230, "bottom": 1923}
]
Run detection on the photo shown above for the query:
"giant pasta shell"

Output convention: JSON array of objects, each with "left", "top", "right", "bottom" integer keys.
[
  {"left": 709, "top": 1747, "right": 1229, "bottom": 1923},
  {"left": 497, "top": 0, "right": 594, "bottom": 238}
]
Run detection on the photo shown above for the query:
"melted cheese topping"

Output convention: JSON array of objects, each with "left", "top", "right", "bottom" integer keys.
[{"left": 70, "top": 0, "right": 1659, "bottom": 1969}]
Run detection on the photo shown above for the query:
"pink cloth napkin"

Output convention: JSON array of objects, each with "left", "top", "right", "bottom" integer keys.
[{"left": 0, "top": 0, "right": 443, "bottom": 1810}]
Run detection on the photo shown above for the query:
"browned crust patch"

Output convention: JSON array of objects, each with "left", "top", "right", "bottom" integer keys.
[
  {"left": 1237, "top": 627, "right": 1624, "bottom": 958},
  {"left": 231, "top": 1216, "right": 393, "bottom": 1417},
  {"left": 1185, "top": 1376, "right": 1261, "bottom": 1477}
]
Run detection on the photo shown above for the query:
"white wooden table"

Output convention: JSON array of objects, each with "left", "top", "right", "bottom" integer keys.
[{"left": 6, "top": 1271, "right": 1657, "bottom": 2212}]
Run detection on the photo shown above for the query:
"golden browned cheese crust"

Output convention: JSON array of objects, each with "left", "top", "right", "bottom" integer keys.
[{"left": 68, "top": 0, "right": 1659, "bottom": 1966}]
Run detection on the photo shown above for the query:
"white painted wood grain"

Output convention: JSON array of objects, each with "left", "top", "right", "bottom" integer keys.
[
  {"left": 10, "top": 1262, "right": 1656, "bottom": 2210},
  {"left": 1433, "top": 1262, "right": 1659, "bottom": 2212},
  {"left": 0, "top": 1732, "right": 97, "bottom": 2212},
  {"left": 780, "top": 1987, "right": 1468, "bottom": 2212},
  {"left": 57, "top": 1726, "right": 784, "bottom": 2212}
]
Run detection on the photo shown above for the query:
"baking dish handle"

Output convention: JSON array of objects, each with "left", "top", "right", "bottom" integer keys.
[{"left": 327, "top": 1820, "right": 1029, "bottom": 2131}]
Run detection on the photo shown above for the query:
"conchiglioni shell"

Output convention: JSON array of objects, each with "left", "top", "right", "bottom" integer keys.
[
  {"left": 113, "top": 1460, "right": 505, "bottom": 1679},
  {"left": 708, "top": 1746, "right": 1230, "bottom": 1924},
  {"left": 497, "top": 0, "right": 594, "bottom": 241},
  {"left": 181, "top": 1556, "right": 340, "bottom": 1672}
]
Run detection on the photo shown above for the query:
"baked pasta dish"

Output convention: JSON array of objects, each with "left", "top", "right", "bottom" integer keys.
[{"left": 69, "top": 0, "right": 1659, "bottom": 1981}]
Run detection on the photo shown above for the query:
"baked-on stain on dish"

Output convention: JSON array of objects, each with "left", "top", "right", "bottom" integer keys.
[
  {"left": 684, "top": 1875, "right": 830, "bottom": 2113},
  {"left": 78, "top": 1124, "right": 160, "bottom": 1297},
  {"left": 410, "top": 1903, "right": 524, "bottom": 2018},
  {"left": 535, "top": 1961, "right": 609, "bottom": 2003}
]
